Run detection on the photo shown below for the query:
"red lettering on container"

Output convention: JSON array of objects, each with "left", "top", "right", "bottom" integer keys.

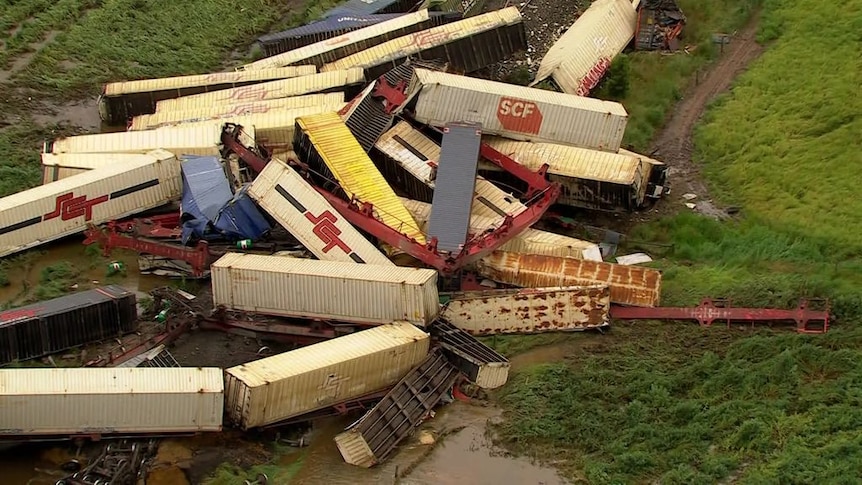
[
  {"left": 304, "top": 210, "right": 352, "bottom": 254},
  {"left": 409, "top": 31, "right": 452, "bottom": 49},
  {"left": 228, "top": 86, "right": 268, "bottom": 101},
  {"left": 221, "top": 104, "right": 270, "bottom": 116},
  {"left": 43, "top": 192, "right": 109, "bottom": 222},
  {"left": 203, "top": 72, "right": 241, "bottom": 83},
  {"left": 497, "top": 97, "right": 543, "bottom": 135},
  {"left": 576, "top": 57, "right": 612, "bottom": 97}
]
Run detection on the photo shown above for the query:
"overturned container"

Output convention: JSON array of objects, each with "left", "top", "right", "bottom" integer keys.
[
  {"left": 40, "top": 152, "right": 160, "bottom": 184},
  {"left": 224, "top": 322, "right": 430, "bottom": 429},
  {"left": 211, "top": 253, "right": 439, "bottom": 326}
]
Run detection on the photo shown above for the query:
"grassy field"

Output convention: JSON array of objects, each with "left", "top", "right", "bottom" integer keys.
[{"left": 494, "top": 0, "right": 862, "bottom": 482}]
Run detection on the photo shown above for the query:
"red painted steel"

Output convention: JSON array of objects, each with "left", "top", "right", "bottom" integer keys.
[
  {"left": 371, "top": 76, "right": 408, "bottom": 114},
  {"left": 610, "top": 298, "right": 830, "bottom": 334}
]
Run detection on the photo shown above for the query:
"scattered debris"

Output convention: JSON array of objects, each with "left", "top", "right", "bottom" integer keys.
[{"left": 614, "top": 252, "right": 653, "bottom": 265}]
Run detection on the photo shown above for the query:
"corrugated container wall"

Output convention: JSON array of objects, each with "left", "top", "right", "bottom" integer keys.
[
  {"left": 40, "top": 153, "right": 158, "bottom": 184},
  {"left": 476, "top": 250, "right": 662, "bottom": 307},
  {"left": 482, "top": 136, "right": 650, "bottom": 211},
  {"left": 533, "top": 0, "right": 637, "bottom": 96},
  {"left": 321, "top": 7, "right": 526, "bottom": 79},
  {"left": 257, "top": 14, "right": 405, "bottom": 56},
  {"left": 401, "top": 198, "right": 603, "bottom": 261},
  {"left": 50, "top": 123, "right": 227, "bottom": 156},
  {"left": 0, "top": 150, "right": 182, "bottom": 258},
  {"left": 211, "top": 253, "right": 439, "bottom": 326},
  {"left": 0, "top": 367, "right": 224, "bottom": 436},
  {"left": 405, "top": 68, "right": 628, "bottom": 152},
  {"left": 441, "top": 285, "right": 611, "bottom": 335},
  {"left": 133, "top": 93, "right": 344, "bottom": 128},
  {"left": 224, "top": 322, "right": 430, "bottom": 429},
  {"left": 98, "top": 66, "right": 317, "bottom": 125},
  {"left": 247, "top": 158, "right": 393, "bottom": 266},
  {"left": 154, "top": 69, "right": 365, "bottom": 113},
  {"left": 243, "top": 10, "right": 461, "bottom": 70}
]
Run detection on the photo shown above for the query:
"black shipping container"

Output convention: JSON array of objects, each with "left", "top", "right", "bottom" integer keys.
[{"left": 0, "top": 286, "right": 138, "bottom": 365}]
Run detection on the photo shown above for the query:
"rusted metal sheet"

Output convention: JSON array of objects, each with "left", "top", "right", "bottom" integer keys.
[
  {"left": 335, "top": 348, "right": 459, "bottom": 468},
  {"left": 441, "top": 285, "right": 611, "bottom": 335},
  {"left": 476, "top": 250, "right": 661, "bottom": 307}
]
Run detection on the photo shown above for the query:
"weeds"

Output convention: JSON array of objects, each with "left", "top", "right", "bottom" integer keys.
[
  {"left": 203, "top": 450, "right": 305, "bottom": 485},
  {"left": 31, "top": 261, "right": 82, "bottom": 301}
]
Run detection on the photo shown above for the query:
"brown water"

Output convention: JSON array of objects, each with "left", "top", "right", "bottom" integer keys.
[
  {"left": 0, "top": 237, "right": 167, "bottom": 307},
  {"left": 0, "top": 443, "right": 77, "bottom": 485}
]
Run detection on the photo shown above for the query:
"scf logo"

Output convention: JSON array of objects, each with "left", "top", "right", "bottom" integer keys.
[{"left": 497, "top": 97, "right": 543, "bottom": 135}]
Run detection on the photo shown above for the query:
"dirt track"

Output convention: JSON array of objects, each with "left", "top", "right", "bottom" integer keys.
[{"left": 651, "top": 13, "right": 764, "bottom": 219}]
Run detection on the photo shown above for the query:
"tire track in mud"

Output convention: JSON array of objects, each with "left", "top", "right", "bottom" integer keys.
[{"left": 651, "top": 13, "right": 764, "bottom": 219}]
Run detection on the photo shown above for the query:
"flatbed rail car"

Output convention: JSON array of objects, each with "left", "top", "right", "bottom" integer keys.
[
  {"left": 211, "top": 253, "right": 439, "bottom": 327},
  {"left": 0, "top": 367, "right": 223, "bottom": 439},
  {"left": 245, "top": 10, "right": 462, "bottom": 70},
  {"left": 257, "top": 14, "right": 406, "bottom": 56},
  {"left": 224, "top": 322, "right": 430, "bottom": 429},
  {"left": 321, "top": 7, "right": 526, "bottom": 80},
  {"left": 41, "top": 153, "right": 159, "bottom": 184},
  {"left": 0, "top": 286, "right": 137, "bottom": 366},
  {"left": 130, "top": 93, "right": 345, "bottom": 129},
  {"left": 98, "top": 66, "right": 317, "bottom": 125},
  {"left": 533, "top": 0, "right": 638, "bottom": 96},
  {"left": 481, "top": 136, "right": 664, "bottom": 212},
  {"left": 401, "top": 198, "right": 603, "bottom": 261},
  {"left": 154, "top": 69, "right": 365, "bottom": 113},
  {"left": 403, "top": 68, "right": 629, "bottom": 152},
  {"left": 247, "top": 158, "right": 394, "bottom": 266},
  {"left": 0, "top": 150, "right": 182, "bottom": 259},
  {"left": 48, "top": 123, "right": 234, "bottom": 157}
]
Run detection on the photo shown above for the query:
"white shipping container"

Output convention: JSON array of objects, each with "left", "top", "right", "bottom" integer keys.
[
  {"left": 405, "top": 68, "right": 628, "bottom": 151},
  {"left": 0, "top": 150, "right": 182, "bottom": 258},
  {"left": 130, "top": 101, "right": 345, "bottom": 132},
  {"left": 50, "top": 123, "right": 229, "bottom": 156},
  {"left": 0, "top": 367, "right": 224, "bottom": 436},
  {"left": 224, "top": 322, "right": 430, "bottom": 429},
  {"left": 401, "top": 197, "right": 603, "bottom": 261},
  {"left": 442, "top": 285, "right": 611, "bottom": 335},
  {"left": 247, "top": 158, "right": 393, "bottom": 266},
  {"left": 40, "top": 152, "right": 158, "bottom": 184},
  {"left": 155, "top": 69, "right": 364, "bottom": 113},
  {"left": 142, "top": 92, "right": 343, "bottom": 120},
  {"left": 211, "top": 253, "right": 439, "bottom": 326}
]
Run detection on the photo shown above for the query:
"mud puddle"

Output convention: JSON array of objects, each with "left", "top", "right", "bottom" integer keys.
[
  {"left": 30, "top": 98, "right": 109, "bottom": 132},
  {"left": 0, "top": 443, "right": 78, "bottom": 485},
  {"left": 0, "top": 237, "right": 168, "bottom": 307}
]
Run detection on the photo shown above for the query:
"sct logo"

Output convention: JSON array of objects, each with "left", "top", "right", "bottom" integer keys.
[
  {"left": 497, "top": 97, "right": 543, "bottom": 135},
  {"left": 43, "top": 192, "right": 108, "bottom": 222},
  {"left": 304, "top": 210, "right": 352, "bottom": 254}
]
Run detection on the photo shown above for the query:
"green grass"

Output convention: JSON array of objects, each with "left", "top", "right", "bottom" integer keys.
[
  {"left": 203, "top": 449, "right": 305, "bottom": 485},
  {"left": 0, "top": 0, "right": 99, "bottom": 69},
  {"left": 495, "top": 0, "right": 862, "bottom": 482},
  {"left": 614, "top": 0, "right": 763, "bottom": 151}
]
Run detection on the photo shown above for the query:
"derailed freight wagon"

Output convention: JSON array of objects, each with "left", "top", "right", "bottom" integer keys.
[
  {"left": 154, "top": 69, "right": 365, "bottom": 113},
  {"left": 130, "top": 93, "right": 345, "bottom": 130},
  {"left": 0, "top": 367, "right": 224, "bottom": 438},
  {"left": 256, "top": 14, "right": 405, "bottom": 57},
  {"left": 224, "top": 322, "right": 430, "bottom": 429},
  {"left": 247, "top": 158, "right": 394, "bottom": 266},
  {"left": 0, "top": 150, "right": 182, "bottom": 259},
  {"left": 321, "top": 7, "right": 526, "bottom": 80},
  {"left": 49, "top": 123, "right": 232, "bottom": 157},
  {"left": 404, "top": 68, "right": 628, "bottom": 151},
  {"left": 441, "top": 285, "right": 611, "bottom": 335},
  {"left": 481, "top": 137, "right": 667, "bottom": 211},
  {"left": 98, "top": 66, "right": 317, "bottom": 125},
  {"left": 40, "top": 153, "right": 160, "bottom": 184},
  {"left": 0, "top": 286, "right": 137, "bottom": 365},
  {"left": 323, "top": 0, "right": 419, "bottom": 18},
  {"left": 245, "top": 10, "right": 461, "bottom": 70},
  {"left": 211, "top": 253, "right": 439, "bottom": 326}
]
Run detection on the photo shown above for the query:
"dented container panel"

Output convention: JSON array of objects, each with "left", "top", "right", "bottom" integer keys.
[
  {"left": 134, "top": 93, "right": 344, "bottom": 128},
  {"left": 0, "top": 150, "right": 183, "bottom": 259},
  {"left": 476, "top": 251, "right": 661, "bottom": 307},
  {"left": 40, "top": 153, "right": 159, "bottom": 184},
  {"left": 247, "top": 158, "right": 393, "bottom": 266},
  {"left": 442, "top": 285, "right": 611, "bottom": 335},
  {"left": 224, "top": 322, "right": 430, "bottom": 429},
  {"left": 0, "top": 367, "right": 224, "bottom": 436},
  {"left": 50, "top": 123, "right": 226, "bottom": 156},
  {"left": 211, "top": 253, "right": 439, "bottom": 326},
  {"left": 154, "top": 70, "right": 365, "bottom": 113},
  {"left": 534, "top": 0, "right": 637, "bottom": 96},
  {"left": 407, "top": 68, "right": 627, "bottom": 151},
  {"left": 401, "top": 198, "right": 602, "bottom": 261}
]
